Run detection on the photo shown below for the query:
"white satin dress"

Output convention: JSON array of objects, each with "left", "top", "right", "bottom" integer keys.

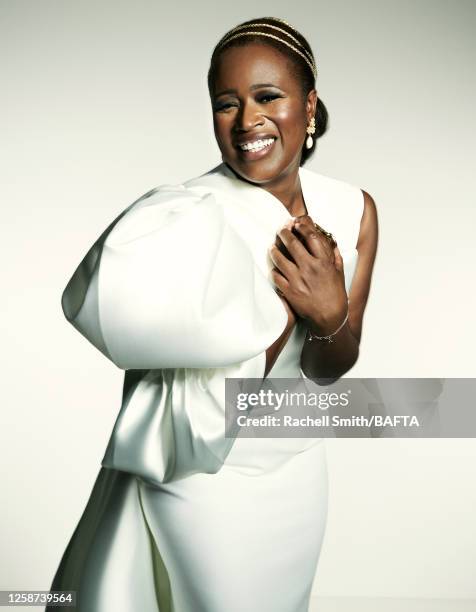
[{"left": 48, "top": 163, "right": 364, "bottom": 612}]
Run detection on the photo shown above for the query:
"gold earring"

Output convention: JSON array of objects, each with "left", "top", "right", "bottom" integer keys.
[{"left": 306, "top": 117, "right": 316, "bottom": 149}]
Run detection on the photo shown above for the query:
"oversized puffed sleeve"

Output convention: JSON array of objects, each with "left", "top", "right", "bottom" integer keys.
[{"left": 62, "top": 185, "right": 287, "bottom": 369}]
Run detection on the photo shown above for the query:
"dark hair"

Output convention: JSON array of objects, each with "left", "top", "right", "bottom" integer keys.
[{"left": 207, "top": 17, "right": 328, "bottom": 165}]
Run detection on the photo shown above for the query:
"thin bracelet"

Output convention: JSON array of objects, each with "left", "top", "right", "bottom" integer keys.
[{"left": 307, "top": 307, "right": 349, "bottom": 344}]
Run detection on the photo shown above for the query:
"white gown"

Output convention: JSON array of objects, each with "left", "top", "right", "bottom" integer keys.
[{"left": 48, "top": 163, "right": 364, "bottom": 612}]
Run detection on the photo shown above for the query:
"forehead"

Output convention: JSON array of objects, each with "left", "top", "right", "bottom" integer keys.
[{"left": 213, "top": 42, "right": 299, "bottom": 92}]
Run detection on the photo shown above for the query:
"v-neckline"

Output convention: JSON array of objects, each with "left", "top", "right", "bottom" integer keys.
[
  {"left": 216, "top": 163, "right": 312, "bottom": 380},
  {"left": 218, "top": 162, "right": 311, "bottom": 222}
]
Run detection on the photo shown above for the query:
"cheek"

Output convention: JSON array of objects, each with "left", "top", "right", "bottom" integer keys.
[
  {"left": 274, "top": 104, "right": 307, "bottom": 136},
  {"left": 213, "top": 115, "right": 234, "bottom": 149}
]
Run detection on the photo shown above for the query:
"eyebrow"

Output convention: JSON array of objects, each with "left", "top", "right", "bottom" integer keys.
[{"left": 214, "top": 83, "right": 281, "bottom": 97}]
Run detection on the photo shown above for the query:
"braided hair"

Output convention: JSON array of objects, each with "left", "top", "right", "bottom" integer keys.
[{"left": 208, "top": 17, "right": 328, "bottom": 165}]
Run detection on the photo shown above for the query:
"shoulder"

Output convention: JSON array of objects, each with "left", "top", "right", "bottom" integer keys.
[
  {"left": 361, "top": 189, "right": 377, "bottom": 215},
  {"left": 122, "top": 165, "right": 224, "bottom": 215},
  {"left": 103, "top": 169, "right": 229, "bottom": 248},
  {"left": 300, "top": 167, "right": 365, "bottom": 221},
  {"left": 300, "top": 166, "right": 362, "bottom": 197},
  {"left": 300, "top": 167, "right": 367, "bottom": 248},
  {"left": 302, "top": 167, "right": 378, "bottom": 218},
  {"left": 356, "top": 189, "right": 378, "bottom": 252},
  {"left": 183, "top": 164, "right": 229, "bottom": 191}
]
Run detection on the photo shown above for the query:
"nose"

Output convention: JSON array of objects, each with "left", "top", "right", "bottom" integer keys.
[{"left": 236, "top": 99, "right": 264, "bottom": 131}]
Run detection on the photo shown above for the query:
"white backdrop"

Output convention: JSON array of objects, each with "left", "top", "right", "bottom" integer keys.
[{"left": 1, "top": 0, "right": 476, "bottom": 603}]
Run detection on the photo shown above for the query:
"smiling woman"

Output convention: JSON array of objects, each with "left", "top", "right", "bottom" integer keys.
[
  {"left": 209, "top": 33, "right": 325, "bottom": 192},
  {"left": 47, "top": 16, "right": 377, "bottom": 612},
  {"left": 211, "top": 42, "right": 313, "bottom": 190}
]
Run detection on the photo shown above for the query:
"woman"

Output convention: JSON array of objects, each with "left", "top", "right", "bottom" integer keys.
[{"left": 48, "top": 16, "right": 377, "bottom": 612}]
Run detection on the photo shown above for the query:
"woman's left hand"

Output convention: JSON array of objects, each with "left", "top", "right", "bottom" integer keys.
[{"left": 269, "top": 215, "right": 348, "bottom": 335}]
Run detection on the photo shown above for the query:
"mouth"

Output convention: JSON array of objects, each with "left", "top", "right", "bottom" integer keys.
[{"left": 235, "top": 137, "right": 277, "bottom": 159}]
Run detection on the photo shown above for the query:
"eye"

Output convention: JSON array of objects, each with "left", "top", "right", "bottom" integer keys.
[
  {"left": 213, "top": 101, "right": 238, "bottom": 112},
  {"left": 257, "top": 93, "right": 281, "bottom": 104}
]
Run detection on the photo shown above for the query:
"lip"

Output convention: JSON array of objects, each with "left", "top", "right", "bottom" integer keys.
[
  {"left": 234, "top": 133, "right": 277, "bottom": 147},
  {"left": 234, "top": 134, "right": 277, "bottom": 160}
]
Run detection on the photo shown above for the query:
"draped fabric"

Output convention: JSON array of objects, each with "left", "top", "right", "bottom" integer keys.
[{"left": 48, "top": 163, "right": 364, "bottom": 611}]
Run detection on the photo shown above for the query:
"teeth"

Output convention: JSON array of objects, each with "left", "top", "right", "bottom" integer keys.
[{"left": 239, "top": 138, "right": 275, "bottom": 152}]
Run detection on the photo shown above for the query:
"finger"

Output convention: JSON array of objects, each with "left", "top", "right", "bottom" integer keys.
[
  {"left": 314, "top": 221, "right": 338, "bottom": 249},
  {"left": 294, "top": 216, "right": 338, "bottom": 248},
  {"left": 294, "top": 214, "right": 314, "bottom": 226},
  {"left": 334, "top": 246, "right": 344, "bottom": 273},
  {"left": 277, "top": 227, "right": 312, "bottom": 267},
  {"left": 277, "top": 220, "right": 310, "bottom": 261},
  {"left": 291, "top": 214, "right": 314, "bottom": 238},
  {"left": 275, "top": 233, "right": 295, "bottom": 263},
  {"left": 270, "top": 267, "right": 290, "bottom": 294},
  {"left": 269, "top": 243, "right": 297, "bottom": 278},
  {"left": 293, "top": 221, "right": 334, "bottom": 260}
]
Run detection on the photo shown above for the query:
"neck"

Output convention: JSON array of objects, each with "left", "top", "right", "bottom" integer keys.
[
  {"left": 261, "top": 169, "right": 307, "bottom": 217},
  {"left": 223, "top": 162, "right": 308, "bottom": 217}
]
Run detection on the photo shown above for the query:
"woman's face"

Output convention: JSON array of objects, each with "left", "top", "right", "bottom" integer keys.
[{"left": 211, "top": 43, "right": 316, "bottom": 187}]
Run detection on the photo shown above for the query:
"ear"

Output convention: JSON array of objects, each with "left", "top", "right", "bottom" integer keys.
[{"left": 306, "top": 89, "right": 318, "bottom": 123}]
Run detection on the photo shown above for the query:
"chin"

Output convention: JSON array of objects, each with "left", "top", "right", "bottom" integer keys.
[{"left": 225, "top": 158, "right": 284, "bottom": 185}]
